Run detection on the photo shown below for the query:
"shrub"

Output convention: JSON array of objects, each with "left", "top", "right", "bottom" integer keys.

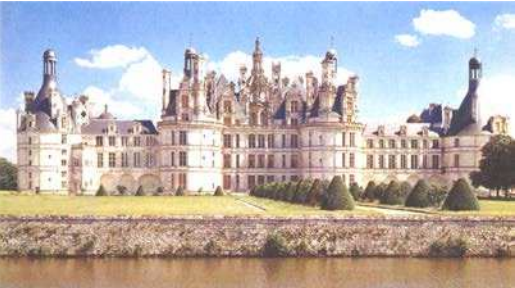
[
  {"left": 116, "top": 185, "right": 128, "bottom": 196},
  {"left": 156, "top": 187, "right": 164, "bottom": 196},
  {"left": 283, "top": 182, "right": 296, "bottom": 202},
  {"left": 405, "top": 179, "right": 432, "bottom": 208},
  {"left": 306, "top": 179, "right": 324, "bottom": 206},
  {"left": 442, "top": 179, "right": 480, "bottom": 211},
  {"left": 362, "top": 181, "right": 377, "bottom": 201},
  {"left": 96, "top": 185, "right": 107, "bottom": 196},
  {"left": 263, "top": 232, "right": 290, "bottom": 257},
  {"left": 380, "top": 181, "right": 404, "bottom": 205},
  {"left": 293, "top": 179, "right": 312, "bottom": 204},
  {"left": 321, "top": 176, "right": 355, "bottom": 210},
  {"left": 429, "top": 184, "right": 448, "bottom": 207},
  {"left": 214, "top": 186, "right": 224, "bottom": 196},
  {"left": 374, "top": 183, "right": 388, "bottom": 201},
  {"left": 349, "top": 182, "right": 363, "bottom": 201},
  {"left": 429, "top": 237, "right": 469, "bottom": 257},
  {"left": 175, "top": 186, "right": 185, "bottom": 196},
  {"left": 135, "top": 186, "right": 145, "bottom": 196}
]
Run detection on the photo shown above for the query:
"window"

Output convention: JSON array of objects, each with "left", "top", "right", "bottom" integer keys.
[
  {"left": 349, "top": 174, "right": 355, "bottom": 185},
  {"left": 134, "top": 137, "right": 141, "bottom": 147},
  {"left": 282, "top": 155, "right": 286, "bottom": 168},
  {"left": 410, "top": 155, "right": 419, "bottom": 169},
  {"left": 267, "top": 175, "right": 274, "bottom": 183},
  {"left": 423, "top": 155, "right": 428, "bottom": 169},
  {"left": 411, "top": 140, "right": 418, "bottom": 149},
  {"left": 282, "top": 135, "right": 287, "bottom": 148},
  {"left": 223, "top": 134, "right": 232, "bottom": 148},
  {"left": 366, "top": 155, "right": 374, "bottom": 169},
  {"left": 61, "top": 159, "right": 67, "bottom": 166},
  {"left": 248, "top": 134, "right": 256, "bottom": 148},
  {"left": 236, "top": 175, "right": 240, "bottom": 189},
  {"left": 96, "top": 136, "right": 103, "bottom": 147},
  {"left": 349, "top": 153, "right": 355, "bottom": 168},
  {"left": 179, "top": 173, "right": 187, "bottom": 188},
  {"left": 367, "top": 139, "right": 373, "bottom": 148},
  {"left": 223, "top": 101, "right": 232, "bottom": 113},
  {"left": 388, "top": 155, "right": 396, "bottom": 169},
  {"left": 291, "top": 155, "right": 298, "bottom": 168},
  {"left": 97, "top": 153, "right": 103, "bottom": 168},
  {"left": 108, "top": 153, "right": 116, "bottom": 168},
  {"left": 401, "top": 155, "right": 407, "bottom": 169},
  {"left": 250, "top": 113, "right": 257, "bottom": 126},
  {"left": 342, "top": 153, "right": 346, "bottom": 168},
  {"left": 423, "top": 140, "right": 428, "bottom": 149},
  {"left": 389, "top": 140, "right": 396, "bottom": 149},
  {"left": 182, "top": 113, "right": 189, "bottom": 121},
  {"left": 248, "top": 175, "right": 256, "bottom": 190},
  {"left": 454, "top": 138, "right": 460, "bottom": 147},
  {"left": 350, "top": 133, "right": 356, "bottom": 147},
  {"left": 248, "top": 155, "right": 255, "bottom": 168},
  {"left": 236, "top": 134, "right": 240, "bottom": 148},
  {"left": 432, "top": 140, "right": 439, "bottom": 149},
  {"left": 343, "top": 133, "right": 347, "bottom": 147},
  {"left": 258, "top": 155, "right": 265, "bottom": 168},
  {"left": 223, "top": 175, "right": 231, "bottom": 190},
  {"left": 267, "top": 134, "right": 275, "bottom": 148},
  {"left": 379, "top": 155, "right": 385, "bottom": 169},
  {"left": 179, "top": 152, "right": 187, "bottom": 167},
  {"left": 454, "top": 154, "right": 460, "bottom": 168},
  {"left": 109, "top": 136, "right": 116, "bottom": 146},
  {"left": 379, "top": 139, "right": 385, "bottom": 149},
  {"left": 121, "top": 152, "right": 128, "bottom": 167},
  {"left": 268, "top": 155, "right": 274, "bottom": 168},
  {"left": 258, "top": 135, "right": 265, "bottom": 148},
  {"left": 61, "top": 134, "right": 67, "bottom": 144},
  {"left": 236, "top": 155, "right": 240, "bottom": 168},
  {"left": 181, "top": 94, "right": 188, "bottom": 108},
  {"left": 291, "top": 135, "right": 298, "bottom": 148},
  {"left": 431, "top": 155, "right": 439, "bottom": 169},
  {"left": 291, "top": 101, "right": 299, "bottom": 113},
  {"left": 121, "top": 136, "right": 128, "bottom": 146},
  {"left": 171, "top": 132, "right": 176, "bottom": 145},
  {"left": 291, "top": 118, "right": 299, "bottom": 126},
  {"left": 170, "top": 152, "right": 175, "bottom": 167},
  {"left": 134, "top": 152, "right": 141, "bottom": 167},
  {"left": 401, "top": 139, "right": 407, "bottom": 149},
  {"left": 257, "top": 175, "right": 265, "bottom": 186},
  {"left": 223, "top": 154, "right": 231, "bottom": 168},
  {"left": 179, "top": 131, "right": 188, "bottom": 145},
  {"left": 28, "top": 137, "right": 32, "bottom": 145}
]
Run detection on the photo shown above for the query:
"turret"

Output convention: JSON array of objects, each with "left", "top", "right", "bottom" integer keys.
[
  {"left": 162, "top": 69, "right": 172, "bottom": 113},
  {"left": 252, "top": 37, "right": 264, "bottom": 76},
  {"left": 321, "top": 49, "right": 337, "bottom": 86}
]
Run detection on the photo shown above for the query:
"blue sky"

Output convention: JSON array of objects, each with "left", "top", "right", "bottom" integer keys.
[{"left": 1, "top": 2, "right": 515, "bottom": 161}]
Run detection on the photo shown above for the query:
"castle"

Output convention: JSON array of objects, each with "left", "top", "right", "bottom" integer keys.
[{"left": 16, "top": 39, "right": 510, "bottom": 195}]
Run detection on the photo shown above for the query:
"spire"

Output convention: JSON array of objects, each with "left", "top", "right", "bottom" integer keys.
[{"left": 252, "top": 37, "right": 264, "bottom": 76}]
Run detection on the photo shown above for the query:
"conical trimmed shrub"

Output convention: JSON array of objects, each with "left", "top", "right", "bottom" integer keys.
[
  {"left": 135, "top": 185, "right": 145, "bottom": 196},
  {"left": 306, "top": 179, "right": 323, "bottom": 206},
  {"left": 380, "top": 181, "right": 404, "bottom": 205},
  {"left": 321, "top": 176, "right": 355, "bottom": 210},
  {"left": 349, "top": 182, "right": 363, "bottom": 201},
  {"left": 405, "top": 179, "right": 431, "bottom": 208},
  {"left": 214, "top": 186, "right": 224, "bottom": 196},
  {"left": 362, "top": 181, "right": 376, "bottom": 201},
  {"left": 175, "top": 186, "right": 185, "bottom": 196},
  {"left": 96, "top": 185, "right": 107, "bottom": 196},
  {"left": 442, "top": 179, "right": 480, "bottom": 211},
  {"left": 283, "top": 182, "right": 296, "bottom": 202}
]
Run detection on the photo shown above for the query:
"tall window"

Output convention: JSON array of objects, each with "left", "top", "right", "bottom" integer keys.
[
  {"left": 342, "top": 153, "right": 346, "bottom": 168},
  {"left": 235, "top": 134, "right": 240, "bottom": 148},
  {"left": 291, "top": 101, "right": 299, "bottom": 113},
  {"left": 223, "top": 154, "right": 231, "bottom": 168},
  {"left": 171, "top": 152, "right": 175, "bottom": 167},
  {"left": 423, "top": 155, "right": 428, "bottom": 169},
  {"left": 367, "top": 155, "right": 374, "bottom": 169},
  {"left": 411, "top": 140, "right": 418, "bottom": 149},
  {"left": 267, "top": 155, "right": 274, "bottom": 168},
  {"left": 96, "top": 136, "right": 103, "bottom": 147},
  {"left": 432, "top": 140, "right": 440, "bottom": 149},
  {"left": 432, "top": 155, "right": 440, "bottom": 169},
  {"left": 179, "top": 131, "right": 188, "bottom": 145},
  {"left": 401, "top": 139, "right": 407, "bottom": 149},
  {"left": 223, "top": 175, "right": 231, "bottom": 190},
  {"left": 61, "top": 134, "right": 67, "bottom": 144},
  {"left": 379, "top": 139, "right": 385, "bottom": 149},
  {"left": 367, "top": 139, "right": 373, "bottom": 148},
  {"left": 349, "top": 133, "right": 356, "bottom": 147},
  {"left": 181, "top": 94, "right": 188, "bottom": 108},
  {"left": 109, "top": 136, "right": 116, "bottom": 146},
  {"left": 223, "top": 134, "right": 232, "bottom": 148},
  {"left": 258, "top": 135, "right": 265, "bottom": 148},
  {"left": 282, "top": 154, "right": 286, "bottom": 168},
  {"left": 379, "top": 155, "right": 385, "bottom": 169},
  {"left": 401, "top": 155, "right": 407, "bottom": 169},
  {"left": 179, "top": 173, "right": 187, "bottom": 188},
  {"left": 134, "top": 152, "right": 141, "bottom": 167},
  {"left": 134, "top": 137, "right": 141, "bottom": 147},
  {"left": 291, "top": 135, "right": 298, "bottom": 148},
  {"left": 248, "top": 155, "right": 256, "bottom": 168},
  {"left": 411, "top": 155, "right": 419, "bottom": 169},
  {"left": 454, "top": 154, "right": 460, "bottom": 168},
  {"left": 121, "top": 136, "right": 128, "bottom": 146},
  {"left": 388, "top": 155, "right": 396, "bottom": 169},
  {"left": 121, "top": 152, "right": 128, "bottom": 167},
  {"left": 291, "top": 155, "right": 298, "bottom": 168},
  {"left": 282, "top": 135, "right": 287, "bottom": 148},
  {"left": 258, "top": 155, "right": 265, "bottom": 168},
  {"left": 454, "top": 138, "right": 460, "bottom": 147},
  {"left": 108, "top": 153, "right": 116, "bottom": 168},
  {"left": 267, "top": 134, "right": 275, "bottom": 148},
  {"left": 248, "top": 175, "right": 256, "bottom": 190},
  {"left": 349, "top": 153, "right": 355, "bottom": 168},
  {"left": 389, "top": 139, "right": 396, "bottom": 149},
  {"left": 342, "top": 133, "right": 347, "bottom": 147},
  {"left": 179, "top": 151, "right": 187, "bottom": 167},
  {"left": 97, "top": 153, "right": 103, "bottom": 168},
  {"left": 248, "top": 134, "right": 256, "bottom": 148},
  {"left": 236, "top": 155, "right": 240, "bottom": 168}
]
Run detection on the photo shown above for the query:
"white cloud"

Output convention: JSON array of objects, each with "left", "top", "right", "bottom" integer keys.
[
  {"left": 494, "top": 14, "right": 515, "bottom": 30},
  {"left": 477, "top": 74, "right": 515, "bottom": 136},
  {"left": 207, "top": 51, "right": 354, "bottom": 85},
  {"left": 394, "top": 34, "right": 421, "bottom": 47},
  {"left": 74, "top": 45, "right": 148, "bottom": 69},
  {"left": 0, "top": 108, "right": 17, "bottom": 163},
  {"left": 82, "top": 86, "right": 144, "bottom": 119},
  {"left": 413, "top": 9, "right": 475, "bottom": 39},
  {"left": 118, "top": 54, "right": 162, "bottom": 101}
]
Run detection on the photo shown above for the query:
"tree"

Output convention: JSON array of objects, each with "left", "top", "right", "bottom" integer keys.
[
  {"left": 135, "top": 185, "right": 145, "bottom": 196},
  {"left": 214, "top": 186, "right": 224, "bottom": 196},
  {"left": 380, "top": 181, "right": 404, "bottom": 205},
  {"left": 443, "top": 178, "right": 480, "bottom": 211},
  {"left": 405, "top": 179, "right": 431, "bottom": 208},
  {"left": 0, "top": 157, "right": 17, "bottom": 190},
  {"left": 283, "top": 182, "right": 296, "bottom": 202},
  {"left": 362, "top": 181, "right": 377, "bottom": 201},
  {"left": 116, "top": 185, "right": 128, "bottom": 196},
  {"left": 349, "top": 182, "right": 363, "bottom": 201},
  {"left": 293, "top": 179, "right": 313, "bottom": 204},
  {"left": 306, "top": 179, "right": 323, "bottom": 206},
  {"left": 321, "top": 176, "right": 355, "bottom": 210},
  {"left": 470, "top": 135, "right": 515, "bottom": 198},
  {"left": 96, "top": 185, "right": 107, "bottom": 196}
]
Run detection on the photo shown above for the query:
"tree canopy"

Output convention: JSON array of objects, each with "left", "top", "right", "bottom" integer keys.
[{"left": 0, "top": 157, "right": 17, "bottom": 190}]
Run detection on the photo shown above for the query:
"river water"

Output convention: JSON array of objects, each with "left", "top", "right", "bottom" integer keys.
[{"left": 0, "top": 258, "right": 513, "bottom": 288}]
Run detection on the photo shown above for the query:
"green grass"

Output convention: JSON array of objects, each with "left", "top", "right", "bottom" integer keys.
[{"left": 0, "top": 194, "right": 375, "bottom": 216}]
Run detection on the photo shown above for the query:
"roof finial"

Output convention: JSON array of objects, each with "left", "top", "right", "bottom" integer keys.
[
  {"left": 188, "top": 32, "right": 193, "bottom": 48},
  {"left": 474, "top": 47, "right": 478, "bottom": 58},
  {"left": 330, "top": 35, "right": 334, "bottom": 50},
  {"left": 104, "top": 104, "right": 108, "bottom": 113},
  {"left": 255, "top": 37, "right": 260, "bottom": 50}
]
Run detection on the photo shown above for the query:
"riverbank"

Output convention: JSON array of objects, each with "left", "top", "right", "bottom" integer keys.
[{"left": 1, "top": 215, "right": 514, "bottom": 258}]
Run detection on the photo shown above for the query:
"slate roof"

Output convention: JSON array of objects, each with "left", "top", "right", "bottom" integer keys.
[
  {"left": 447, "top": 80, "right": 483, "bottom": 136},
  {"left": 82, "top": 119, "right": 158, "bottom": 135},
  {"left": 363, "top": 123, "right": 439, "bottom": 137},
  {"left": 420, "top": 104, "right": 443, "bottom": 124}
]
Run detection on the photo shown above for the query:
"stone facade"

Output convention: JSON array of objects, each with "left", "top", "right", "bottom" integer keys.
[
  {"left": 16, "top": 41, "right": 510, "bottom": 195},
  {"left": 0, "top": 216, "right": 513, "bottom": 257}
]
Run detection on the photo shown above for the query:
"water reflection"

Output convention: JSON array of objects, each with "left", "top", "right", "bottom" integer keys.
[{"left": 0, "top": 257, "right": 513, "bottom": 288}]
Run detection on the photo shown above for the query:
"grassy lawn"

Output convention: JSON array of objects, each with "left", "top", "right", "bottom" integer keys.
[{"left": 0, "top": 194, "right": 376, "bottom": 216}]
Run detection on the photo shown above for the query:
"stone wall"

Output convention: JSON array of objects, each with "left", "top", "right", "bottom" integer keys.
[{"left": 0, "top": 215, "right": 513, "bottom": 257}]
